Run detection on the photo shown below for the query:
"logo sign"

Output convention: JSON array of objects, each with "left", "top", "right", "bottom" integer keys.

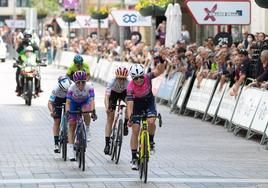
[
  {"left": 214, "top": 32, "right": 233, "bottom": 47},
  {"left": 186, "top": 0, "right": 251, "bottom": 25},
  {"left": 5, "top": 19, "right": 25, "bottom": 28},
  {"left": 63, "top": 0, "right": 79, "bottom": 9},
  {"left": 111, "top": 10, "right": 151, "bottom": 27},
  {"left": 76, "top": 16, "right": 108, "bottom": 28}
]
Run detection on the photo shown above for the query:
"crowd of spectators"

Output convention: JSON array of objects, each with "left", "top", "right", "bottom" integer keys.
[{"left": 1, "top": 23, "right": 268, "bottom": 93}]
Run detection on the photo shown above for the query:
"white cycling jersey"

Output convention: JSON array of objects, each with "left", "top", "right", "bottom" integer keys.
[
  {"left": 49, "top": 84, "right": 68, "bottom": 102},
  {"left": 106, "top": 76, "right": 130, "bottom": 95}
]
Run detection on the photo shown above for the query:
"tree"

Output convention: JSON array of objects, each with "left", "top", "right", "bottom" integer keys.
[
  {"left": 255, "top": 0, "right": 268, "bottom": 8},
  {"left": 30, "top": 0, "right": 60, "bottom": 19}
]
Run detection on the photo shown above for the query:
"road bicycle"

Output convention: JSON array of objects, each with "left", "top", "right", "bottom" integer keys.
[
  {"left": 110, "top": 100, "right": 126, "bottom": 164},
  {"left": 131, "top": 112, "right": 162, "bottom": 183},
  {"left": 69, "top": 110, "right": 93, "bottom": 171}
]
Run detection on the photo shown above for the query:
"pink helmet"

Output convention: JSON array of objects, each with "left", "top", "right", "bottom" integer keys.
[{"left": 73, "top": 71, "right": 87, "bottom": 82}]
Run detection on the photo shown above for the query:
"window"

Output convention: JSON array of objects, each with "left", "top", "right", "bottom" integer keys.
[
  {"left": 17, "top": 0, "right": 29, "bottom": 7},
  {"left": 0, "top": 0, "right": 8, "bottom": 7}
]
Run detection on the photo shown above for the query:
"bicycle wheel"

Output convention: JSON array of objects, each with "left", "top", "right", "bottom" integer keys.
[
  {"left": 143, "top": 133, "right": 149, "bottom": 183},
  {"left": 115, "top": 119, "right": 123, "bottom": 164},
  {"left": 139, "top": 146, "right": 143, "bottom": 180},
  {"left": 62, "top": 135, "right": 67, "bottom": 161},
  {"left": 110, "top": 126, "right": 117, "bottom": 160},
  {"left": 80, "top": 146, "right": 85, "bottom": 171}
]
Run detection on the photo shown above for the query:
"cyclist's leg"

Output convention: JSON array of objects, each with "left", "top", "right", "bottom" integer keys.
[
  {"left": 67, "top": 101, "right": 78, "bottom": 161},
  {"left": 130, "top": 101, "right": 143, "bottom": 170},
  {"left": 53, "top": 117, "right": 61, "bottom": 153},
  {"left": 130, "top": 122, "right": 140, "bottom": 170},
  {"left": 146, "top": 96, "right": 158, "bottom": 152},
  {"left": 82, "top": 101, "right": 91, "bottom": 141},
  {"left": 121, "top": 90, "right": 129, "bottom": 136}
]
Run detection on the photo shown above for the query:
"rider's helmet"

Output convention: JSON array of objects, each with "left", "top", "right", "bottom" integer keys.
[
  {"left": 73, "top": 54, "right": 83, "bottom": 65},
  {"left": 25, "top": 46, "right": 33, "bottom": 52},
  {"left": 58, "top": 76, "right": 72, "bottom": 92},
  {"left": 115, "top": 66, "right": 129, "bottom": 78},
  {"left": 129, "top": 64, "right": 144, "bottom": 79},
  {"left": 73, "top": 71, "right": 87, "bottom": 82},
  {"left": 23, "top": 29, "right": 32, "bottom": 38}
]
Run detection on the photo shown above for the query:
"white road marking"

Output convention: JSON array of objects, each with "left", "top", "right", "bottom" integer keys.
[{"left": 0, "top": 178, "right": 268, "bottom": 184}]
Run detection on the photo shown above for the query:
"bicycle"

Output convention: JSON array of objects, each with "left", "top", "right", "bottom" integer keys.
[
  {"left": 69, "top": 110, "right": 93, "bottom": 171},
  {"left": 110, "top": 100, "right": 126, "bottom": 164},
  {"left": 56, "top": 104, "right": 68, "bottom": 161},
  {"left": 131, "top": 113, "right": 162, "bottom": 183}
]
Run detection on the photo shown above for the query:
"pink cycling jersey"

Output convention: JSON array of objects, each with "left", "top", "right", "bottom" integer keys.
[{"left": 127, "top": 73, "right": 155, "bottom": 100}]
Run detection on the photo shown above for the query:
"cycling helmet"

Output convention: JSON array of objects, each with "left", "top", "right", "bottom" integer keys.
[
  {"left": 115, "top": 66, "right": 129, "bottom": 78},
  {"left": 25, "top": 46, "right": 33, "bottom": 52},
  {"left": 73, "top": 71, "right": 87, "bottom": 82},
  {"left": 129, "top": 64, "right": 144, "bottom": 79},
  {"left": 58, "top": 76, "right": 72, "bottom": 92},
  {"left": 73, "top": 54, "right": 83, "bottom": 65}
]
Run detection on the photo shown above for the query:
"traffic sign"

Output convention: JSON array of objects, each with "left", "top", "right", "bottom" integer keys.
[{"left": 186, "top": 0, "right": 251, "bottom": 25}]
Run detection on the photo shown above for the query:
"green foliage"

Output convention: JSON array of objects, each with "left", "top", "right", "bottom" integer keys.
[{"left": 29, "top": 0, "right": 59, "bottom": 17}]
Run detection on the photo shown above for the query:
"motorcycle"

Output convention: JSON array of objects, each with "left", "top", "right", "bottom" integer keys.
[{"left": 13, "top": 57, "right": 46, "bottom": 106}]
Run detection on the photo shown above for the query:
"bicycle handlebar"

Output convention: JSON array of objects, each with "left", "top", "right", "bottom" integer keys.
[{"left": 68, "top": 110, "right": 94, "bottom": 115}]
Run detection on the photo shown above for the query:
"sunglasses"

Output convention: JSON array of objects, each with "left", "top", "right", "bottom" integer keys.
[
  {"left": 76, "top": 80, "right": 86, "bottom": 85},
  {"left": 134, "top": 76, "right": 144, "bottom": 81}
]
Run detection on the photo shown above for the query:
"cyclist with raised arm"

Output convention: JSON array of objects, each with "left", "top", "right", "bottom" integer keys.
[
  {"left": 126, "top": 50, "right": 167, "bottom": 170},
  {"left": 65, "top": 71, "right": 97, "bottom": 161},
  {"left": 104, "top": 66, "right": 130, "bottom": 155},
  {"left": 66, "top": 54, "right": 90, "bottom": 81},
  {"left": 48, "top": 76, "right": 72, "bottom": 153}
]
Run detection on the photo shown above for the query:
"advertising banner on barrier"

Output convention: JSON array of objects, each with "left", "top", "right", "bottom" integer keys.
[
  {"left": 217, "top": 86, "right": 242, "bottom": 121},
  {"left": 250, "top": 91, "right": 268, "bottom": 134},
  {"left": 186, "top": 78, "right": 216, "bottom": 113},
  {"left": 207, "top": 81, "right": 227, "bottom": 116},
  {"left": 232, "top": 88, "right": 264, "bottom": 129},
  {"left": 177, "top": 77, "right": 192, "bottom": 108},
  {"left": 152, "top": 73, "right": 164, "bottom": 96},
  {"left": 111, "top": 10, "right": 152, "bottom": 27},
  {"left": 156, "top": 72, "right": 180, "bottom": 101}
]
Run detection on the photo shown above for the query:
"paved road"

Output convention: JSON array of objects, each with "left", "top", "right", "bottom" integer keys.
[{"left": 0, "top": 60, "right": 268, "bottom": 188}]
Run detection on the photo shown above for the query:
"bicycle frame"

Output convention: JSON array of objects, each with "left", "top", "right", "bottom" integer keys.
[{"left": 139, "top": 118, "right": 150, "bottom": 162}]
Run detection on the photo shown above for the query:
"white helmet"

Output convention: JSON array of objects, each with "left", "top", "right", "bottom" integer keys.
[
  {"left": 129, "top": 64, "right": 144, "bottom": 79},
  {"left": 58, "top": 76, "right": 72, "bottom": 92}
]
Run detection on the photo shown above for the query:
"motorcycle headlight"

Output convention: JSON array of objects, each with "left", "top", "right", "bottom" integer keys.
[{"left": 25, "top": 67, "right": 32, "bottom": 72}]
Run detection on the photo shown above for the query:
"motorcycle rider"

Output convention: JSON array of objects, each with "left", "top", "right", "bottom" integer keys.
[
  {"left": 17, "top": 46, "right": 41, "bottom": 96},
  {"left": 16, "top": 29, "right": 41, "bottom": 96}
]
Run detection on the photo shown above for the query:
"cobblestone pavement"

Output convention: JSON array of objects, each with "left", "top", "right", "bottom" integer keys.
[{"left": 0, "top": 60, "right": 268, "bottom": 188}]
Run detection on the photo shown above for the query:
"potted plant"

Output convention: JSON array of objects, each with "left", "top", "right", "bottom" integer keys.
[
  {"left": 135, "top": 0, "right": 171, "bottom": 17},
  {"left": 90, "top": 7, "right": 109, "bottom": 20},
  {"left": 37, "top": 8, "right": 48, "bottom": 19},
  {"left": 62, "top": 11, "right": 76, "bottom": 23}
]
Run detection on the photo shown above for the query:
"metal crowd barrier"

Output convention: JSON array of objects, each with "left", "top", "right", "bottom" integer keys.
[{"left": 55, "top": 51, "right": 268, "bottom": 146}]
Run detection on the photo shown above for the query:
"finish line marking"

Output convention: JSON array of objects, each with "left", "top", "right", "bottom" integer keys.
[{"left": 1, "top": 178, "right": 268, "bottom": 184}]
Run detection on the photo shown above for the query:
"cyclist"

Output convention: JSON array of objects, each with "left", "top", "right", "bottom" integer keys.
[
  {"left": 16, "top": 29, "right": 40, "bottom": 95},
  {"left": 66, "top": 54, "right": 90, "bottom": 81},
  {"left": 65, "top": 71, "right": 97, "bottom": 161},
  {"left": 104, "top": 66, "right": 130, "bottom": 155},
  {"left": 126, "top": 52, "right": 166, "bottom": 170},
  {"left": 16, "top": 46, "right": 41, "bottom": 96},
  {"left": 48, "top": 76, "right": 72, "bottom": 153}
]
